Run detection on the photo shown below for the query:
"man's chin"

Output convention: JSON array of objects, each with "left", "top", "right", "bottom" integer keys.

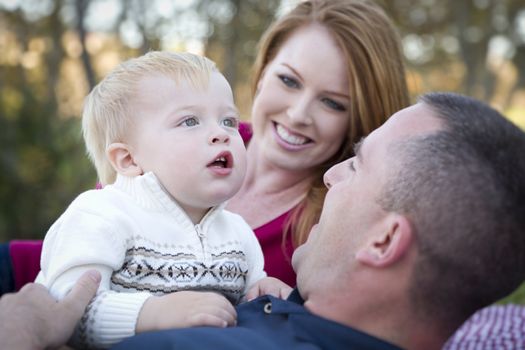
[{"left": 291, "top": 244, "right": 305, "bottom": 274}]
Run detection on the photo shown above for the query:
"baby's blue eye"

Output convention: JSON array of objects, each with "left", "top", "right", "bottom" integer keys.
[
  {"left": 182, "top": 117, "right": 199, "bottom": 127},
  {"left": 221, "top": 117, "right": 239, "bottom": 128}
]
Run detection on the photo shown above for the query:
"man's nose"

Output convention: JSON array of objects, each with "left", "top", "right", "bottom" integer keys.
[
  {"left": 287, "top": 94, "right": 313, "bottom": 126},
  {"left": 323, "top": 161, "right": 346, "bottom": 188}
]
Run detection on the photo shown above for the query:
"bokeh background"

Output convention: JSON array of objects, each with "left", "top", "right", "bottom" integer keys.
[{"left": 1, "top": 0, "right": 524, "bottom": 247}]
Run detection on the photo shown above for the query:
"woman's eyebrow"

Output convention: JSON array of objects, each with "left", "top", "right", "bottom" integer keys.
[{"left": 282, "top": 63, "right": 303, "bottom": 80}]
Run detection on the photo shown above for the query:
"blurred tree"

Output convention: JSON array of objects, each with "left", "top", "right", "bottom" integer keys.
[
  {"left": 380, "top": 0, "right": 525, "bottom": 105},
  {"left": 200, "top": 0, "right": 280, "bottom": 116},
  {"left": 75, "top": 0, "right": 96, "bottom": 89},
  {"left": 0, "top": 0, "right": 95, "bottom": 240},
  {"left": 508, "top": 1, "right": 525, "bottom": 96}
]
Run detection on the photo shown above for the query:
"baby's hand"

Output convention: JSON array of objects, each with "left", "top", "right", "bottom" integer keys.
[
  {"left": 136, "top": 291, "right": 237, "bottom": 332},
  {"left": 245, "top": 277, "right": 293, "bottom": 301}
]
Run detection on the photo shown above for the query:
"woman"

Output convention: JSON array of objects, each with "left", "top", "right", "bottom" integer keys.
[
  {"left": 229, "top": 0, "right": 409, "bottom": 285},
  {"left": 2, "top": 0, "right": 409, "bottom": 290}
]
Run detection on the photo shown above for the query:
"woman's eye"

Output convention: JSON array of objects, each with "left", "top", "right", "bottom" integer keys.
[
  {"left": 181, "top": 117, "right": 199, "bottom": 127},
  {"left": 322, "top": 97, "right": 346, "bottom": 112},
  {"left": 278, "top": 74, "right": 300, "bottom": 89},
  {"left": 221, "top": 117, "right": 239, "bottom": 128}
]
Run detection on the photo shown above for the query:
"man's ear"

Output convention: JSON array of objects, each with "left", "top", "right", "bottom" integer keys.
[
  {"left": 106, "top": 142, "right": 143, "bottom": 177},
  {"left": 355, "top": 215, "right": 413, "bottom": 267}
]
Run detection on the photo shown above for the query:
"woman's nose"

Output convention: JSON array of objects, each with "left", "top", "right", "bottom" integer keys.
[{"left": 287, "top": 95, "right": 313, "bottom": 126}]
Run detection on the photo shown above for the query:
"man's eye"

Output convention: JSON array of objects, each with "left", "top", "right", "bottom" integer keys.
[
  {"left": 181, "top": 117, "right": 199, "bottom": 127},
  {"left": 322, "top": 98, "right": 346, "bottom": 112},
  {"left": 278, "top": 74, "right": 300, "bottom": 89},
  {"left": 221, "top": 117, "right": 239, "bottom": 128}
]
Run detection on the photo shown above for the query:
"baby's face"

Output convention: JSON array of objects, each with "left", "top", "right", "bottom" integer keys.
[{"left": 128, "top": 72, "right": 246, "bottom": 222}]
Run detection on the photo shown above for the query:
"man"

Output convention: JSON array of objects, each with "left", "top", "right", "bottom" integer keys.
[
  {"left": 111, "top": 92, "right": 525, "bottom": 349},
  {"left": 2, "top": 93, "right": 524, "bottom": 350}
]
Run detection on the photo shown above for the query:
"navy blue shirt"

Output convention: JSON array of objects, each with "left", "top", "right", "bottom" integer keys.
[
  {"left": 112, "top": 289, "right": 401, "bottom": 350},
  {"left": 0, "top": 243, "right": 14, "bottom": 296}
]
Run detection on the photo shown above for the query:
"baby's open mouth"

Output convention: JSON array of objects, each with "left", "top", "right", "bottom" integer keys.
[{"left": 208, "top": 152, "right": 233, "bottom": 168}]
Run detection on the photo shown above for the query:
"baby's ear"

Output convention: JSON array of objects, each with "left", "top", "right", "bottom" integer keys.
[{"left": 106, "top": 143, "right": 143, "bottom": 177}]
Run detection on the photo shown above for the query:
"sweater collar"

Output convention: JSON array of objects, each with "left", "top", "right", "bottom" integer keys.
[{"left": 110, "top": 172, "right": 225, "bottom": 230}]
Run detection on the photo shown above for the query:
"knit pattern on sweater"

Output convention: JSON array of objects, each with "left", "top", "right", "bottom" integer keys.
[{"left": 110, "top": 236, "right": 249, "bottom": 303}]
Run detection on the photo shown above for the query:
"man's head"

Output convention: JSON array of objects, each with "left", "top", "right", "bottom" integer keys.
[
  {"left": 381, "top": 93, "right": 525, "bottom": 327},
  {"left": 293, "top": 92, "right": 525, "bottom": 345}
]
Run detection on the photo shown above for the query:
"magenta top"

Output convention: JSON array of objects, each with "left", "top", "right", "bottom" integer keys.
[
  {"left": 239, "top": 122, "right": 297, "bottom": 286},
  {"left": 252, "top": 211, "right": 295, "bottom": 286},
  {"left": 9, "top": 240, "right": 42, "bottom": 291}
]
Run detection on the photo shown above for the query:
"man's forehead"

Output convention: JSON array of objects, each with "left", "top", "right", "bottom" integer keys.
[
  {"left": 359, "top": 103, "right": 442, "bottom": 159},
  {"left": 376, "top": 104, "right": 440, "bottom": 141},
  {"left": 386, "top": 103, "right": 442, "bottom": 136}
]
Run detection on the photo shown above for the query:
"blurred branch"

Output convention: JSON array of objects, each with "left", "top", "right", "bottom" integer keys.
[
  {"left": 223, "top": 0, "right": 241, "bottom": 85},
  {"left": 75, "top": 0, "right": 96, "bottom": 90}
]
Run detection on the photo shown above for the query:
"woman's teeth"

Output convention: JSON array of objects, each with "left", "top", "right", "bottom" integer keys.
[{"left": 276, "top": 124, "right": 309, "bottom": 145}]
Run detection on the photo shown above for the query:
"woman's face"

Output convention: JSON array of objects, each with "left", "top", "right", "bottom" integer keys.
[{"left": 251, "top": 23, "right": 350, "bottom": 173}]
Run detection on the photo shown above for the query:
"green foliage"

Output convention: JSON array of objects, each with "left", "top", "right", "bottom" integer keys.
[
  {"left": 0, "top": 1, "right": 96, "bottom": 241},
  {"left": 498, "top": 281, "right": 525, "bottom": 305},
  {"left": 0, "top": 76, "right": 96, "bottom": 241}
]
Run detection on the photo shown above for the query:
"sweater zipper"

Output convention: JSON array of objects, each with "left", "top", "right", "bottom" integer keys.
[
  {"left": 195, "top": 223, "right": 208, "bottom": 262},
  {"left": 194, "top": 207, "right": 218, "bottom": 263}
]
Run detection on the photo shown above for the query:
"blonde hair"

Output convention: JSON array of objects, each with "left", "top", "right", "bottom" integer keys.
[
  {"left": 82, "top": 51, "right": 217, "bottom": 185},
  {"left": 252, "top": 0, "right": 410, "bottom": 246}
]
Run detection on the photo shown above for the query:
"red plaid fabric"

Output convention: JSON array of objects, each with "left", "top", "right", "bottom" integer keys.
[{"left": 445, "top": 304, "right": 525, "bottom": 349}]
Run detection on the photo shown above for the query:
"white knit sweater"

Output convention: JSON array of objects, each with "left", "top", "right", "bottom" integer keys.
[{"left": 36, "top": 172, "right": 266, "bottom": 349}]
